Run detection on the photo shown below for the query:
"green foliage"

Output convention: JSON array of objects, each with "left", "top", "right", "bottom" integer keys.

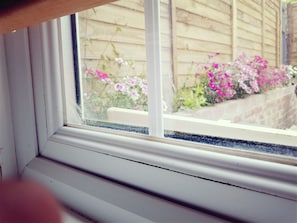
[
  {"left": 287, "top": 65, "right": 297, "bottom": 85},
  {"left": 174, "top": 53, "right": 295, "bottom": 112},
  {"left": 286, "top": 0, "right": 297, "bottom": 3},
  {"left": 82, "top": 26, "right": 150, "bottom": 119},
  {"left": 174, "top": 85, "right": 208, "bottom": 111}
]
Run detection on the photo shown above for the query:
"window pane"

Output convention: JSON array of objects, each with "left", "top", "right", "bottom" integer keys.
[
  {"left": 159, "top": 0, "right": 297, "bottom": 158},
  {"left": 74, "top": 1, "right": 148, "bottom": 134},
  {"left": 68, "top": 0, "right": 297, "bottom": 159}
]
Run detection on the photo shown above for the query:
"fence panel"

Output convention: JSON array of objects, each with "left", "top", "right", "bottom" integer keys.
[{"left": 79, "top": 0, "right": 282, "bottom": 91}]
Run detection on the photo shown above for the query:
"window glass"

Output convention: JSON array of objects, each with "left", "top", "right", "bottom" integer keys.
[
  {"left": 74, "top": 1, "right": 148, "bottom": 133},
  {"left": 68, "top": 0, "right": 297, "bottom": 160}
]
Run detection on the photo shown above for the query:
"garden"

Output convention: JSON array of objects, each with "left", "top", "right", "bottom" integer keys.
[
  {"left": 82, "top": 49, "right": 297, "bottom": 128},
  {"left": 79, "top": 0, "right": 297, "bottom": 131}
]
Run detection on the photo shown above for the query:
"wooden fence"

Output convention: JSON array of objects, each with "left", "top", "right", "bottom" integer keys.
[
  {"left": 287, "top": 2, "right": 297, "bottom": 65},
  {"left": 78, "top": 0, "right": 282, "bottom": 91}
]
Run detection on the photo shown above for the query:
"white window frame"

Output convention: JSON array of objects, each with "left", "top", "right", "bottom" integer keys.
[{"left": 4, "top": 1, "right": 297, "bottom": 222}]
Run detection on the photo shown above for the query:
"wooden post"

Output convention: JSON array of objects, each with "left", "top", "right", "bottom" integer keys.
[
  {"left": 282, "top": 3, "right": 287, "bottom": 64},
  {"left": 276, "top": 3, "right": 281, "bottom": 67},
  {"left": 232, "top": 0, "right": 237, "bottom": 60},
  {"left": 170, "top": 0, "right": 178, "bottom": 89},
  {"left": 288, "top": 3, "right": 297, "bottom": 66},
  {"left": 287, "top": 3, "right": 291, "bottom": 64},
  {"left": 261, "top": 0, "right": 265, "bottom": 58}
]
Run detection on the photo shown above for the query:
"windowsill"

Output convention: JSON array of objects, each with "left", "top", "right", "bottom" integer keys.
[
  {"left": 62, "top": 209, "right": 94, "bottom": 223},
  {"left": 24, "top": 157, "right": 237, "bottom": 223}
]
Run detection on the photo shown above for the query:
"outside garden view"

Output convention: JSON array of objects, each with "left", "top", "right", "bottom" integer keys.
[{"left": 71, "top": 0, "right": 297, "bottom": 156}]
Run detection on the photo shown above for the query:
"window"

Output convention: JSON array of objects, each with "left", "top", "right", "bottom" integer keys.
[
  {"left": 69, "top": 0, "right": 297, "bottom": 160},
  {"left": 6, "top": 0, "right": 296, "bottom": 222}
]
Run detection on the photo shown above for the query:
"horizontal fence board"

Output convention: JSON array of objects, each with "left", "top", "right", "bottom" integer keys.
[
  {"left": 237, "top": 20, "right": 262, "bottom": 36},
  {"left": 237, "top": 28, "right": 262, "bottom": 42},
  {"left": 244, "top": 0, "right": 262, "bottom": 13},
  {"left": 237, "top": 48, "right": 261, "bottom": 57},
  {"left": 80, "top": 60, "right": 147, "bottom": 74},
  {"left": 175, "top": 10, "right": 231, "bottom": 35},
  {"left": 237, "top": 1, "right": 262, "bottom": 20},
  {"left": 176, "top": 50, "right": 231, "bottom": 63},
  {"left": 78, "top": 20, "right": 145, "bottom": 44},
  {"left": 238, "top": 38, "right": 262, "bottom": 51},
  {"left": 112, "top": 0, "right": 144, "bottom": 12},
  {"left": 176, "top": 23, "right": 231, "bottom": 45},
  {"left": 80, "top": 42, "right": 146, "bottom": 60},
  {"left": 79, "top": 4, "right": 145, "bottom": 28},
  {"left": 175, "top": 0, "right": 231, "bottom": 25},
  {"left": 176, "top": 38, "right": 231, "bottom": 55}
]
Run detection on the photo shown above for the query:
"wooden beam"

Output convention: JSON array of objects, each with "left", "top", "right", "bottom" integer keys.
[
  {"left": 232, "top": 0, "right": 237, "bottom": 60},
  {"left": 0, "top": 0, "right": 115, "bottom": 35},
  {"left": 276, "top": 10, "right": 280, "bottom": 66},
  {"left": 170, "top": 0, "right": 178, "bottom": 89},
  {"left": 261, "top": 0, "right": 265, "bottom": 58}
]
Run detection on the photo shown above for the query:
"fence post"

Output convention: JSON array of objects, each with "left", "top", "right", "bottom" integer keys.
[
  {"left": 287, "top": 2, "right": 297, "bottom": 65},
  {"left": 276, "top": 8, "right": 280, "bottom": 66},
  {"left": 282, "top": 2, "right": 287, "bottom": 64},
  {"left": 261, "top": 0, "right": 265, "bottom": 58},
  {"left": 169, "top": 0, "right": 178, "bottom": 89},
  {"left": 232, "top": 0, "right": 237, "bottom": 60}
]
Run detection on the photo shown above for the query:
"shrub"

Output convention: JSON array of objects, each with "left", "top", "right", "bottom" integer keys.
[{"left": 175, "top": 53, "right": 294, "bottom": 111}]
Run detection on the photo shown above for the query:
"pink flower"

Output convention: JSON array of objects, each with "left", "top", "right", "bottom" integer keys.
[
  {"left": 212, "top": 63, "right": 219, "bottom": 69},
  {"left": 96, "top": 70, "right": 109, "bottom": 80},
  {"left": 114, "top": 83, "right": 125, "bottom": 92},
  {"left": 84, "top": 67, "right": 95, "bottom": 76},
  {"left": 207, "top": 72, "right": 214, "bottom": 78},
  {"left": 140, "top": 85, "right": 148, "bottom": 96},
  {"left": 126, "top": 78, "right": 137, "bottom": 86},
  {"left": 130, "top": 89, "right": 139, "bottom": 101}
]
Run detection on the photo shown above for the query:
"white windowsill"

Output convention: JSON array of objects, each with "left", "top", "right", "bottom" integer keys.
[{"left": 63, "top": 209, "right": 94, "bottom": 223}]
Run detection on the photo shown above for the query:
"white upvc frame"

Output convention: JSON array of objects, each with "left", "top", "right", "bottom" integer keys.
[
  {"left": 4, "top": 29, "right": 38, "bottom": 174},
  {"left": 144, "top": 0, "right": 164, "bottom": 137},
  {"left": 0, "top": 36, "right": 18, "bottom": 178},
  {"left": 4, "top": 2, "right": 297, "bottom": 222}
]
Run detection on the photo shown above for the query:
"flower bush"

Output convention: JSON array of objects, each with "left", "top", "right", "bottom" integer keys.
[
  {"left": 174, "top": 53, "right": 296, "bottom": 111},
  {"left": 112, "top": 76, "right": 148, "bottom": 111},
  {"left": 83, "top": 60, "right": 149, "bottom": 118},
  {"left": 81, "top": 24, "right": 154, "bottom": 119}
]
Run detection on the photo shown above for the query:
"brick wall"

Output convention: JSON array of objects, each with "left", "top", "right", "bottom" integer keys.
[{"left": 176, "top": 86, "right": 297, "bottom": 129}]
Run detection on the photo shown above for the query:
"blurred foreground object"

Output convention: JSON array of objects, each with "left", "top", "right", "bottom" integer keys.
[{"left": 0, "top": 180, "right": 62, "bottom": 223}]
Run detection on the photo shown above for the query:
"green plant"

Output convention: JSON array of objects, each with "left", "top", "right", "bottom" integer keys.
[
  {"left": 174, "top": 85, "right": 208, "bottom": 111},
  {"left": 286, "top": 0, "right": 297, "bottom": 3},
  {"left": 174, "top": 53, "right": 294, "bottom": 111},
  {"left": 81, "top": 24, "right": 151, "bottom": 119},
  {"left": 286, "top": 65, "right": 297, "bottom": 85}
]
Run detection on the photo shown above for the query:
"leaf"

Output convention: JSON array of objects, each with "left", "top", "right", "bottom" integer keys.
[
  {"left": 116, "top": 26, "right": 122, "bottom": 33},
  {"left": 101, "top": 64, "right": 106, "bottom": 71},
  {"left": 111, "top": 43, "right": 120, "bottom": 57},
  {"left": 195, "top": 85, "right": 204, "bottom": 95}
]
